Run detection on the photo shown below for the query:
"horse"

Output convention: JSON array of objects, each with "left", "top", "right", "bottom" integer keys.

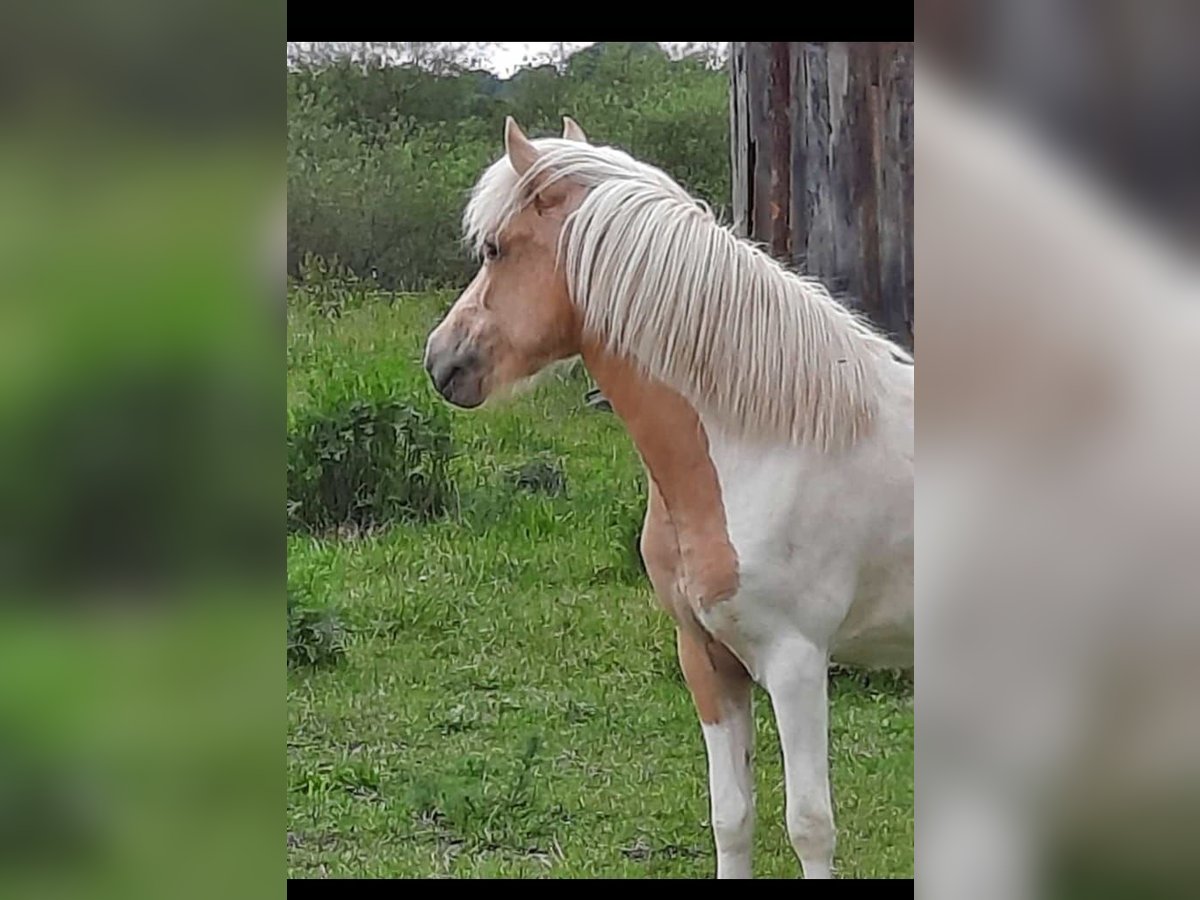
[{"left": 423, "top": 115, "right": 914, "bottom": 879}]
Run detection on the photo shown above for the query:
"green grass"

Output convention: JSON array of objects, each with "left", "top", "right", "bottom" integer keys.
[{"left": 286, "top": 291, "right": 913, "bottom": 878}]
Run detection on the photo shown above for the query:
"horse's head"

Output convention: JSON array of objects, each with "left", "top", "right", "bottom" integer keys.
[{"left": 424, "top": 116, "right": 590, "bottom": 408}]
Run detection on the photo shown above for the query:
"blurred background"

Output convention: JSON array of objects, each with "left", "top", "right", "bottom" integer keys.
[
  {"left": 916, "top": 3, "right": 1200, "bottom": 898},
  {"left": 1, "top": 2, "right": 278, "bottom": 898}
]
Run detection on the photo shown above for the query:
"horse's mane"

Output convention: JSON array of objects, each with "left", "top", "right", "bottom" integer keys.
[{"left": 464, "top": 138, "right": 912, "bottom": 452}]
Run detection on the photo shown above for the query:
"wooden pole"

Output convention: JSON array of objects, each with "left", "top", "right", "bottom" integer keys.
[{"left": 731, "top": 42, "right": 914, "bottom": 349}]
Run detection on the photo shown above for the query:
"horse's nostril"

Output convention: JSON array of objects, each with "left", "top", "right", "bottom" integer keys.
[{"left": 430, "top": 357, "right": 465, "bottom": 395}]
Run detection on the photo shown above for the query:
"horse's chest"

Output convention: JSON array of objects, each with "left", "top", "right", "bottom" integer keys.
[{"left": 643, "top": 518, "right": 740, "bottom": 619}]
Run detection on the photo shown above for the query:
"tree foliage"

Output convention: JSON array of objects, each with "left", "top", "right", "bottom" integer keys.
[{"left": 287, "top": 42, "right": 730, "bottom": 290}]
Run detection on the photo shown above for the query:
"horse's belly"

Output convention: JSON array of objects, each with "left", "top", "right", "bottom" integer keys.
[
  {"left": 831, "top": 627, "right": 913, "bottom": 669},
  {"left": 831, "top": 555, "right": 914, "bottom": 669}
]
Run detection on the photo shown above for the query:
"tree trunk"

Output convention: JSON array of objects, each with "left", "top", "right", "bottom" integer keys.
[{"left": 730, "top": 42, "right": 914, "bottom": 349}]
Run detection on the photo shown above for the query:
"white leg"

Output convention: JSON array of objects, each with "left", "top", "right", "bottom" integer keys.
[
  {"left": 764, "top": 638, "right": 836, "bottom": 879},
  {"left": 678, "top": 627, "right": 755, "bottom": 878},
  {"left": 702, "top": 697, "right": 755, "bottom": 878}
]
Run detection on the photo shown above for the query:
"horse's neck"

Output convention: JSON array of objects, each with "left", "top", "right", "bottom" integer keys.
[{"left": 581, "top": 341, "right": 739, "bottom": 602}]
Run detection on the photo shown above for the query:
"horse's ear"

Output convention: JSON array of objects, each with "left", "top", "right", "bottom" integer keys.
[
  {"left": 562, "top": 116, "right": 588, "bottom": 143},
  {"left": 505, "top": 116, "right": 538, "bottom": 176}
]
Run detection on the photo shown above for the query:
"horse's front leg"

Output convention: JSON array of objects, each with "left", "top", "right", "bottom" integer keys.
[
  {"left": 642, "top": 482, "right": 755, "bottom": 878},
  {"left": 763, "top": 636, "right": 836, "bottom": 878},
  {"left": 677, "top": 624, "right": 756, "bottom": 878}
]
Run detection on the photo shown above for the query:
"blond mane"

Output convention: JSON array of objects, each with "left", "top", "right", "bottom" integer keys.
[{"left": 464, "top": 138, "right": 912, "bottom": 452}]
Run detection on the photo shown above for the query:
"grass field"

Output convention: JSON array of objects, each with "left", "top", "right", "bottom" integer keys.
[{"left": 286, "top": 291, "right": 913, "bottom": 878}]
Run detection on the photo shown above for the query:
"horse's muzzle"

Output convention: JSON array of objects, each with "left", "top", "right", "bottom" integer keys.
[{"left": 424, "top": 337, "right": 485, "bottom": 409}]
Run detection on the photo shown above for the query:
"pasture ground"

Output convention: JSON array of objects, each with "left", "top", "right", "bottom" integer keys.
[{"left": 287, "top": 292, "right": 913, "bottom": 878}]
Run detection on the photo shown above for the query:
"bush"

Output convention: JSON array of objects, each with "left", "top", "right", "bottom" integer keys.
[
  {"left": 505, "top": 454, "right": 568, "bottom": 497},
  {"left": 290, "top": 252, "right": 377, "bottom": 320},
  {"left": 287, "top": 392, "right": 456, "bottom": 534},
  {"left": 287, "top": 585, "right": 347, "bottom": 669}
]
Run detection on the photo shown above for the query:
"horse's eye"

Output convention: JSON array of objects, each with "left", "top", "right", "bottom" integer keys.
[{"left": 483, "top": 240, "right": 500, "bottom": 261}]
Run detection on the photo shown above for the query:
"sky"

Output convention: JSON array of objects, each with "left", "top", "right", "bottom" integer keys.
[
  {"left": 485, "top": 42, "right": 728, "bottom": 76},
  {"left": 286, "top": 42, "right": 727, "bottom": 77},
  {"left": 487, "top": 42, "right": 595, "bottom": 77}
]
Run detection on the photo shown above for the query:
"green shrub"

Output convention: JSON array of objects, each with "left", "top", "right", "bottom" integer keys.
[
  {"left": 287, "top": 584, "right": 347, "bottom": 669},
  {"left": 290, "top": 252, "right": 376, "bottom": 319},
  {"left": 287, "top": 391, "right": 456, "bottom": 534},
  {"left": 505, "top": 454, "right": 568, "bottom": 497}
]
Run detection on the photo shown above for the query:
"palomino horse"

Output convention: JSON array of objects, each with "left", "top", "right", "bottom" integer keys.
[{"left": 424, "top": 116, "right": 914, "bottom": 878}]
